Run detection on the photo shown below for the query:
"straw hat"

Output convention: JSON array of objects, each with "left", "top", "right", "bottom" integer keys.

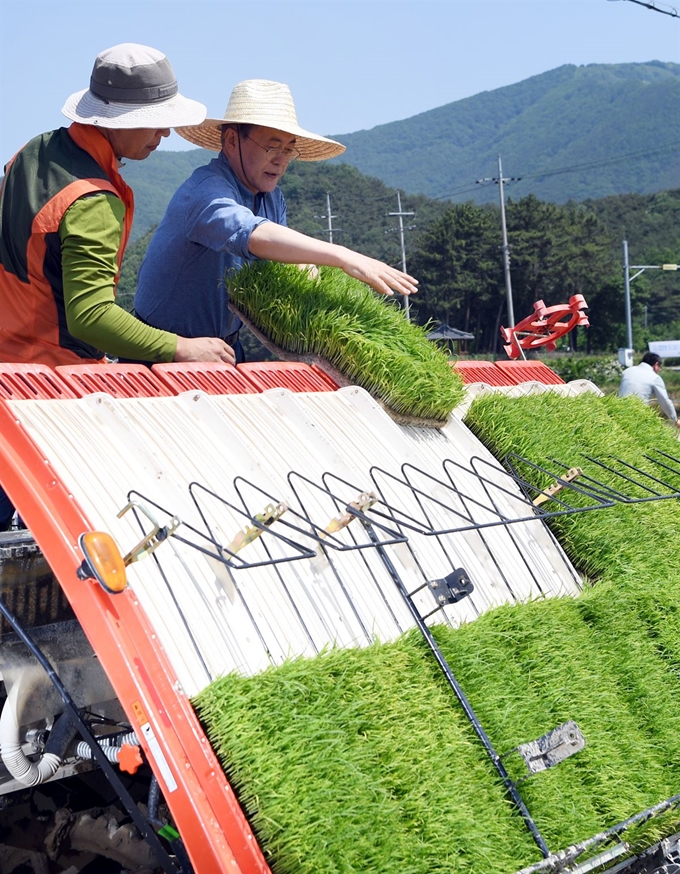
[
  {"left": 175, "top": 79, "right": 346, "bottom": 161},
  {"left": 61, "top": 44, "right": 206, "bottom": 130}
]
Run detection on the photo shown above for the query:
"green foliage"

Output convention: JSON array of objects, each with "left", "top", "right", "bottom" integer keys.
[
  {"left": 119, "top": 149, "right": 211, "bottom": 241},
  {"left": 408, "top": 203, "right": 503, "bottom": 350},
  {"left": 279, "top": 161, "right": 448, "bottom": 266},
  {"left": 330, "top": 62, "right": 680, "bottom": 204},
  {"left": 227, "top": 261, "right": 465, "bottom": 420},
  {"left": 585, "top": 189, "right": 680, "bottom": 326},
  {"left": 547, "top": 355, "right": 624, "bottom": 386}
]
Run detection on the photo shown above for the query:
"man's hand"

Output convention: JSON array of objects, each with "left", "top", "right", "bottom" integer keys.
[
  {"left": 174, "top": 336, "right": 236, "bottom": 365},
  {"left": 338, "top": 250, "right": 418, "bottom": 297},
  {"left": 296, "top": 263, "right": 320, "bottom": 279}
]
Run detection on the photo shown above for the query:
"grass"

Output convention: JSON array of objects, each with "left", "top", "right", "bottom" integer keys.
[
  {"left": 226, "top": 261, "right": 465, "bottom": 421},
  {"left": 192, "top": 378, "right": 680, "bottom": 873}
]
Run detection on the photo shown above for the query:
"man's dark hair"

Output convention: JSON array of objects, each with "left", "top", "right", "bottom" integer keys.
[
  {"left": 641, "top": 351, "right": 662, "bottom": 367},
  {"left": 220, "top": 122, "right": 254, "bottom": 143}
]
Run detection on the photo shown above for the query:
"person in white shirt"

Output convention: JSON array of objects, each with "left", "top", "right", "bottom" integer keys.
[{"left": 618, "top": 351, "right": 680, "bottom": 427}]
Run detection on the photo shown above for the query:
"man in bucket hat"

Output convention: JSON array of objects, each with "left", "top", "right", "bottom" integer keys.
[
  {"left": 0, "top": 43, "right": 237, "bottom": 532},
  {"left": 134, "top": 79, "right": 418, "bottom": 361},
  {"left": 0, "top": 43, "right": 237, "bottom": 371}
]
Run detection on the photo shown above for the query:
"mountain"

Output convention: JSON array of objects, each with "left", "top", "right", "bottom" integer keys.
[
  {"left": 119, "top": 62, "right": 679, "bottom": 241},
  {"left": 329, "top": 62, "right": 680, "bottom": 204}
]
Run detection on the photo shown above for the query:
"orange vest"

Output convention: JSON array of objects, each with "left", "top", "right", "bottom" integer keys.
[{"left": 0, "top": 124, "right": 134, "bottom": 366}]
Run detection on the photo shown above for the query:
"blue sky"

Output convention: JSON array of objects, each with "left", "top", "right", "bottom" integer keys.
[{"left": 1, "top": 0, "right": 678, "bottom": 162}]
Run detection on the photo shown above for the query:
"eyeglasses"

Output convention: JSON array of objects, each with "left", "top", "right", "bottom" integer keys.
[{"left": 243, "top": 133, "right": 301, "bottom": 163}]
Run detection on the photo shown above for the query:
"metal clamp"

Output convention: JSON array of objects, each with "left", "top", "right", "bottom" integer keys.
[
  {"left": 117, "top": 501, "right": 181, "bottom": 565},
  {"left": 507, "top": 720, "right": 586, "bottom": 778},
  {"left": 533, "top": 468, "right": 583, "bottom": 506},
  {"left": 428, "top": 568, "right": 474, "bottom": 605},
  {"left": 321, "top": 491, "right": 377, "bottom": 539},
  {"left": 225, "top": 502, "right": 287, "bottom": 555}
]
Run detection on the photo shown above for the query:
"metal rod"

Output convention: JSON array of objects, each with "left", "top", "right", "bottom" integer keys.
[
  {"left": 360, "top": 519, "right": 551, "bottom": 858},
  {"left": 623, "top": 240, "right": 634, "bottom": 351},
  {"left": 513, "top": 790, "right": 680, "bottom": 874}
]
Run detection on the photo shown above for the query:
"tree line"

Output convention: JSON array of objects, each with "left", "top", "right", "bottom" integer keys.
[
  {"left": 117, "top": 165, "right": 679, "bottom": 356},
  {"left": 408, "top": 190, "right": 679, "bottom": 354}
]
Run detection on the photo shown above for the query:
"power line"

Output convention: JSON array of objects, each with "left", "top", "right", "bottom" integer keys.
[
  {"left": 516, "top": 142, "right": 679, "bottom": 182},
  {"left": 431, "top": 183, "right": 491, "bottom": 201},
  {"left": 429, "top": 142, "right": 678, "bottom": 202},
  {"left": 607, "top": 0, "right": 679, "bottom": 17}
]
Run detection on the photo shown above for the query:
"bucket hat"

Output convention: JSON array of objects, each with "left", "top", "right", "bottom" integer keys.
[
  {"left": 61, "top": 44, "right": 206, "bottom": 129},
  {"left": 175, "top": 79, "right": 346, "bottom": 161}
]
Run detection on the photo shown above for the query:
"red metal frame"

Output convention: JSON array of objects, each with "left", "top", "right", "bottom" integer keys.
[
  {"left": 152, "top": 362, "right": 258, "bottom": 396},
  {"left": 452, "top": 360, "right": 514, "bottom": 387},
  {"left": 494, "top": 360, "right": 565, "bottom": 385},
  {"left": 0, "top": 398, "right": 271, "bottom": 874},
  {"left": 55, "top": 363, "right": 174, "bottom": 398},
  {"left": 0, "top": 362, "right": 78, "bottom": 400},
  {"left": 238, "top": 361, "right": 339, "bottom": 392}
]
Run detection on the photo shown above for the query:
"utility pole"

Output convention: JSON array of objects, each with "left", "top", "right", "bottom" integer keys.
[
  {"left": 388, "top": 191, "right": 415, "bottom": 321},
  {"left": 623, "top": 240, "right": 634, "bottom": 353},
  {"left": 622, "top": 239, "right": 679, "bottom": 357},
  {"left": 316, "top": 192, "right": 338, "bottom": 243},
  {"left": 497, "top": 156, "right": 515, "bottom": 329},
  {"left": 476, "top": 156, "right": 520, "bottom": 328}
]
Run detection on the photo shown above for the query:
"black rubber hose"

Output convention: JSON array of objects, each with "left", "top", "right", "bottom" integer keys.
[{"left": 44, "top": 710, "right": 80, "bottom": 758}]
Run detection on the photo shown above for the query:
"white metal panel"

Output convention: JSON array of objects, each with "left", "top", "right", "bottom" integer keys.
[
  {"left": 10, "top": 386, "right": 581, "bottom": 698},
  {"left": 452, "top": 379, "right": 603, "bottom": 419}
]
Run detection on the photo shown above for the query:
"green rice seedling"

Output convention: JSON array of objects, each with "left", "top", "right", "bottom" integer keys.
[
  {"left": 194, "top": 595, "right": 680, "bottom": 871},
  {"left": 226, "top": 261, "right": 465, "bottom": 421},
  {"left": 191, "top": 389, "right": 680, "bottom": 872},
  {"left": 465, "top": 392, "right": 680, "bottom": 581},
  {"left": 574, "top": 581, "right": 680, "bottom": 765},
  {"left": 429, "top": 596, "right": 680, "bottom": 853},
  {"left": 194, "top": 639, "right": 539, "bottom": 874}
]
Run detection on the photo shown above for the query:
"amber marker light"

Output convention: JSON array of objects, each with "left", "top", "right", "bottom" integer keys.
[{"left": 77, "top": 531, "right": 128, "bottom": 594}]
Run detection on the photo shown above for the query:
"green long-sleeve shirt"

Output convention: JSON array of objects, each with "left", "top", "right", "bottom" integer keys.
[{"left": 59, "top": 193, "right": 177, "bottom": 362}]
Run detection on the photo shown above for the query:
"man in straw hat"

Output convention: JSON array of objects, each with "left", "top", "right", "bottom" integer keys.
[
  {"left": 0, "top": 43, "right": 237, "bottom": 373},
  {"left": 134, "top": 79, "right": 418, "bottom": 361}
]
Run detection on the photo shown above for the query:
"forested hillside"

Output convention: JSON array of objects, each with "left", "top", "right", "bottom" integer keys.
[
  {"left": 330, "top": 62, "right": 680, "bottom": 204},
  {"left": 120, "top": 150, "right": 210, "bottom": 242},
  {"left": 114, "top": 63, "right": 679, "bottom": 358},
  {"left": 117, "top": 146, "right": 679, "bottom": 356}
]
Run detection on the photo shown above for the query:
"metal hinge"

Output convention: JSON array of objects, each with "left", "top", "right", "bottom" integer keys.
[{"left": 428, "top": 568, "right": 474, "bottom": 605}]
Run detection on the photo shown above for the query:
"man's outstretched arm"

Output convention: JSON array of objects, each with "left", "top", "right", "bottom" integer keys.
[{"left": 248, "top": 222, "right": 418, "bottom": 298}]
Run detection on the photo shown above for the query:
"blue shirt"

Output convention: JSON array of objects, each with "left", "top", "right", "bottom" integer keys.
[{"left": 135, "top": 152, "right": 287, "bottom": 339}]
